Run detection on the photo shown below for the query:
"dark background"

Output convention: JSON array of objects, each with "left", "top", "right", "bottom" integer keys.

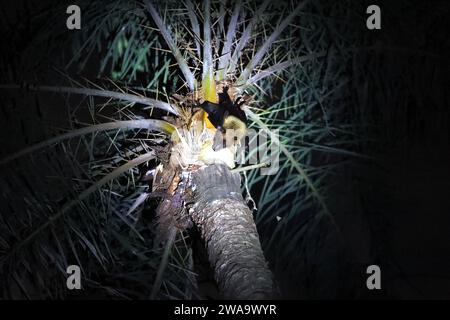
[
  {"left": 0, "top": 0, "right": 449, "bottom": 299},
  {"left": 335, "top": 0, "right": 450, "bottom": 298}
]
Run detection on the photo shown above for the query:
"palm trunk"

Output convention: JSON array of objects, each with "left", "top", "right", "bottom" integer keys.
[{"left": 188, "top": 164, "right": 274, "bottom": 299}]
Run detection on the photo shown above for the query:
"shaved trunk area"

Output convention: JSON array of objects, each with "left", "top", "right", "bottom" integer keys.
[{"left": 188, "top": 165, "right": 274, "bottom": 299}]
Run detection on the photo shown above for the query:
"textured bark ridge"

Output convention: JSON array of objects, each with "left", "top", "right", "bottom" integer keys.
[{"left": 189, "top": 164, "right": 274, "bottom": 299}]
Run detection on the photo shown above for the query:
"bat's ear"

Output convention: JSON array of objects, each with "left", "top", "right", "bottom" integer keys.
[{"left": 218, "top": 86, "right": 230, "bottom": 104}]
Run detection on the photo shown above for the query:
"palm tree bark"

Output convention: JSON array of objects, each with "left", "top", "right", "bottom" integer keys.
[{"left": 188, "top": 164, "right": 274, "bottom": 299}]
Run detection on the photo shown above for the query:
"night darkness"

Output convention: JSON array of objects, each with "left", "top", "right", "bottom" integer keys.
[{"left": 0, "top": 0, "right": 449, "bottom": 302}]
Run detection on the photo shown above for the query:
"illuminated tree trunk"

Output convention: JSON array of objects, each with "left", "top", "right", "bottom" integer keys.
[{"left": 188, "top": 164, "right": 274, "bottom": 299}]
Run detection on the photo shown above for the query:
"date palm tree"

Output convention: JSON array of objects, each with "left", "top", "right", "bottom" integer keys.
[{"left": 0, "top": 0, "right": 361, "bottom": 299}]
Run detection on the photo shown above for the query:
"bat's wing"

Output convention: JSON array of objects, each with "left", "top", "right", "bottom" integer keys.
[{"left": 200, "top": 101, "right": 228, "bottom": 129}]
